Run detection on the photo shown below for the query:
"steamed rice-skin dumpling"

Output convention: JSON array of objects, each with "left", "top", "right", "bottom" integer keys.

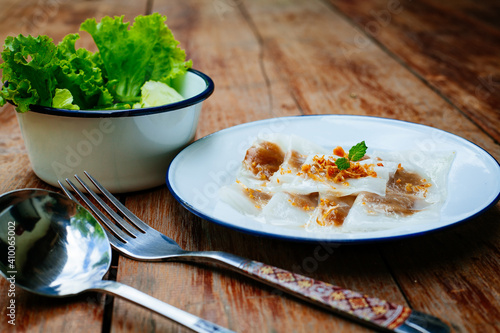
[{"left": 219, "top": 134, "right": 455, "bottom": 233}]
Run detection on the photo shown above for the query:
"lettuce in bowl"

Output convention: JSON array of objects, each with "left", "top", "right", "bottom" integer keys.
[{"left": 0, "top": 13, "right": 192, "bottom": 112}]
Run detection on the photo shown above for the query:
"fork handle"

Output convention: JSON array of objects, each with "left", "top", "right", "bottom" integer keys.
[
  {"left": 239, "top": 260, "right": 411, "bottom": 331},
  {"left": 192, "top": 253, "right": 449, "bottom": 332}
]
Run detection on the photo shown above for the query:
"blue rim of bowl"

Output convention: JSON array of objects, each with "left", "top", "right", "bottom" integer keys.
[{"left": 23, "top": 68, "right": 214, "bottom": 118}]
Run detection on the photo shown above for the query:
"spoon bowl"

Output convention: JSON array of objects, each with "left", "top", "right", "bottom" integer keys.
[
  {"left": 0, "top": 189, "right": 233, "bottom": 333},
  {"left": 0, "top": 189, "right": 110, "bottom": 297}
]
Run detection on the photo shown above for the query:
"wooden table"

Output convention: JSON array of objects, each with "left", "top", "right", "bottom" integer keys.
[{"left": 1, "top": 0, "right": 499, "bottom": 332}]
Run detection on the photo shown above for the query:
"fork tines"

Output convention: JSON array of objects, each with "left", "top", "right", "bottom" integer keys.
[{"left": 58, "top": 171, "right": 148, "bottom": 245}]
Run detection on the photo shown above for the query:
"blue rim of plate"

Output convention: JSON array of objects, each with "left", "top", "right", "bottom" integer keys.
[
  {"left": 20, "top": 68, "right": 215, "bottom": 118},
  {"left": 166, "top": 115, "right": 500, "bottom": 244}
]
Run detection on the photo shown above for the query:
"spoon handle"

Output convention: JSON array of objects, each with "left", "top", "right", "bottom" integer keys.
[{"left": 90, "top": 280, "right": 234, "bottom": 333}]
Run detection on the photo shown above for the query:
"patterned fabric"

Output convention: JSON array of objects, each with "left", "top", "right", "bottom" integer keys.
[{"left": 241, "top": 260, "right": 411, "bottom": 329}]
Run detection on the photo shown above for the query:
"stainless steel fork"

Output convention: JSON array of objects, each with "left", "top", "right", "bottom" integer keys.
[{"left": 60, "top": 172, "right": 450, "bottom": 333}]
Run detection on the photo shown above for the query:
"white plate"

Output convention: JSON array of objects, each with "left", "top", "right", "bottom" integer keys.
[{"left": 166, "top": 115, "right": 500, "bottom": 243}]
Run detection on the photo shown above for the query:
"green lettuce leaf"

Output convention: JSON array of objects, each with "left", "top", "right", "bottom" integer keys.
[
  {"left": 0, "top": 35, "right": 58, "bottom": 112},
  {"left": 80, "top": 13, "right": 192, "bottom": 104},
  {"left": 52, "top": 88, "right": 80, "bottom": 109},
  {"left": 53, "top": 33, "right": 113, "bottom": 109},
  {"left": 1, "top": 14, "right": 192, "bottom": 112},
  {"left": 133, "top": 80, "right": 184, "bottom": 108},
  {"left": 0, "top": 34, "right": 113, "bottom": 111}
]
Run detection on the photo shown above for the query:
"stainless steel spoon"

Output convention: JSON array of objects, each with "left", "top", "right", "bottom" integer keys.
[{"left": 0, "top": 189, "right": 233, "bottom": 333}]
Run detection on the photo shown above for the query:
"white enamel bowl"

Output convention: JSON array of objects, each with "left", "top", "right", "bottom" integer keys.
[{"left": 16, "top": 69, "right": 214, "bottom": 193}]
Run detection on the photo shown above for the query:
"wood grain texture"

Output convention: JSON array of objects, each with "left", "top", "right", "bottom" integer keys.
[
  {"left": 0, "top": 0, "right": 147, "bottom": 332},
  {"left": 152, "top": 0, "right": 304, "bottom": 138},
  {"left": 239, "top": 0, "right": 499, "bottom": 159},
  {"left": 329, "top": 0, "right": 500, "bottom": 143},
  {"left": 114, "top": 186, "right": 407, "bottom": 332},
  {"left": 111, "top": 0, "right": 412, "bottom": 332},
  {"left": 0, "top": 0, "right": 498, "bottom": 332},
  {"left": 380, "top": 207, "right": 500, "bottom": 333}
]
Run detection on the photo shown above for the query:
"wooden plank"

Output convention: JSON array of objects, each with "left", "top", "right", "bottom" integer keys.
[
  {"left": 0, "top": 1, "right": 148, "bottom": 332},
  {"left": 245, "top": 0, "right": 499, "bottom": 159},
  {"left": 110, "top": 0, "right": 412, "bottom": 332},
  {"left": 0, "top": 0, "right": 497, "bottom": 332},
  {"left": 316, "top": 1, "right": 500, "bottom": 331},
  {"left": 328, "top": 0, "right": 500, "bottom": 143},
  {"left": 113, "top": 186, "right": 405, "bottom": 332},
  {"left": 0, "top": 105, "right": 105, "bottom": 332},
  {"left": 380, "top": 207, "right": 500, "bottom": 333},
  {"left": 276, "top": 1, "right": 500, "bottom": 331},
  {"left": 151, "top": 0, "right": 304, "bottom": 137},
  {"left": 110, "top": 0, "right": 499, "bottom": 332}
]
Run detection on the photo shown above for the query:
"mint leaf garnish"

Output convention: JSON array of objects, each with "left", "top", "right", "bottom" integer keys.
[
  {"left": 348, "top": 141, "right": 367, "bottom": 161},
  {"left": 334, "top": 141, "right": 367, "bottom": 171},
  {"left": 335, "top": 157, "right": 350, "bottom": 171}
]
